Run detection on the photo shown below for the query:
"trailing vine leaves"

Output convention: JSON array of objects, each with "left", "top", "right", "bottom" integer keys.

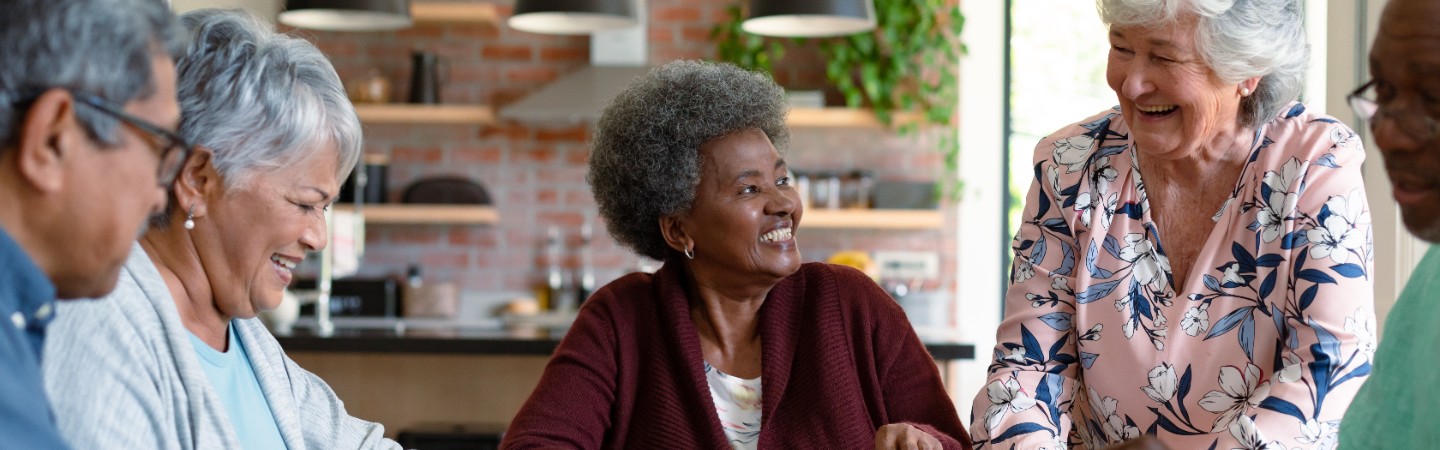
[{"left": 712, "top": 0, "right": 967, "bottom": 198}]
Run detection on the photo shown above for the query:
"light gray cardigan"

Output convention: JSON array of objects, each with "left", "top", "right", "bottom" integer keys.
[{"left": 42, "top": 244, "right": 399, "bottom": 450}]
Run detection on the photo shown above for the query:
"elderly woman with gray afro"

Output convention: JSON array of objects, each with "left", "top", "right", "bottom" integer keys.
[
  {"left": 41, "top": 9, "right": 400, "bottom": 450},
  {"left": 503, "top": 60, "right": 970, "bottom": 450},
  {"left": 972, "top": 0, "right": 1375, "bottom": 449}
]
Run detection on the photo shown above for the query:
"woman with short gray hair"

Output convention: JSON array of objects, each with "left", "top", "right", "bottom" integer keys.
[
  {"left": 504, "top": 60, "right": 970, "bottom": 450},
  {"left": 972, "top": 0, "right": 1374, "bottom": 448},
  {"left": 42, "top": 9, "right": 397, "bottom": 450}
]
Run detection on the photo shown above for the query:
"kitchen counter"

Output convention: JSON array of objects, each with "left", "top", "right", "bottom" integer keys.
[{"left": 272, "top": 318, "right": 976, "bottom": 361}]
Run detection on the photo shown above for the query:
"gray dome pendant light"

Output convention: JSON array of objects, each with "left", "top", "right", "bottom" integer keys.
[
  {"left": 508, "top": 0, "right": 638, "bottom": 35},
  {"left": 278, "top": 0, "right": 413, "bottom": 32},
  {"left": 742, "top": 0, "right": 876, "bottom": 38}
]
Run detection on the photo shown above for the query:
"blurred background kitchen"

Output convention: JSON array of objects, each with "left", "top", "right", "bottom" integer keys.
[{"left": 167, "top": 0, "right": 1408, "bottom": 447}]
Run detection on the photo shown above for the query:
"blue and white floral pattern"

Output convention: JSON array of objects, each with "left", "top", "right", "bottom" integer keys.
[{"left": 970, "top": 104, "right": 1375, "bottom": 449}]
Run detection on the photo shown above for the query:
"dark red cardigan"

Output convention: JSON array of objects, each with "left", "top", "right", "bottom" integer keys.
[{"left": 502, "top": 262, "right": 972, "bottom": 449}]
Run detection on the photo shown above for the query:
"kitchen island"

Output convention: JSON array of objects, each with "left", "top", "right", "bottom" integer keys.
[{"left": 273, "top": 317, "right": 975, "bottom": 439}]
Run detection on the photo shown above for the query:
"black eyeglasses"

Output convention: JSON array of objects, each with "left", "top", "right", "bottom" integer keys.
[
  {"left": 69, "top": 92, "right": 193, "bottom": 187},
  {"left": 5, "top": 88, "right": 193, "bottom": 187},
  {"left": 1348, "top": 79, "right": 1440, "bottom": 144}
]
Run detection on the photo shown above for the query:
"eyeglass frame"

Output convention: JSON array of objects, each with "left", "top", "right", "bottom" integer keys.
[
  {"left": 1347, "top": 79, "right": 1440, "bottom": 144},
  {"left": 4, "top": 88, "right": 194, "bottom": 187}
]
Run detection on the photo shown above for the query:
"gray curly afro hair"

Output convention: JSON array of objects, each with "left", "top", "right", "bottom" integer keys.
[{"left": 588, "top": 60, "right": 790, "bottom": 261}]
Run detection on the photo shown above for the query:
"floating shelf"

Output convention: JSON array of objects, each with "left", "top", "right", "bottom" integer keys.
[
  {"left": 338, "top": 205, "right": 498, "bottom": 225},
  {"left": 786, "top": 108, "right": 923, "bottom": 128},
  {"left": 802, "top": 209, "right": 944, "bottom": 230},
  {"left": 354, "top": 104, "right": 496, "bottom": 125},
  {"left": 411, "top": 2, "right": 499, "bottom": 25}
]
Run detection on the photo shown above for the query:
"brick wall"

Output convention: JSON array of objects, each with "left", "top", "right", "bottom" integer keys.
[{"left": 296, "top": 0, "right": 959, "bottom": 312}]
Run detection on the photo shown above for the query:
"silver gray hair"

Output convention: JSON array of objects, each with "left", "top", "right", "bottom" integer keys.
[
  {"left": 1097, "top": 0, "right": 1308, "bottom": 129},
  {"left": 176, "top": 9, "right": 362, "bottom": 190},
  {"left": 0, "top": 0, "right": 183, "bottom": 147},
  {"left": 588, "top": 60, "right": 790, "bottom": 261}
]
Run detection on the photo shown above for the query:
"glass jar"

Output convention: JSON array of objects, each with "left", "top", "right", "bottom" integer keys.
[
  {"left": 841, "top": 170, "right": 875, "bottom": 209},
  {"left": 792, "top": 170, "right": 810, "bottom": 210},
  {"left": 812, "top": 171, "right": 841, "bottom": 209}
]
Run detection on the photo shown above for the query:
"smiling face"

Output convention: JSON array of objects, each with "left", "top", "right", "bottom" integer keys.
[
  {"left": 676, "top": 128, "right": 803, "bottom": 288},
  {"left": 1106, "top": 18, "right": 1248, "bottom": 161},
  {"left": 198, "top": 143, "right": 338, "bottom": 318},
  {"left": 1370, "top": 0, "right": 1440, "bottom": 243}
]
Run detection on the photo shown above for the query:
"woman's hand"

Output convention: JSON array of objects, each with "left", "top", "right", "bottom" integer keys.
[{"left": 874, "top": 423, "right": 941, "bottom": 450}]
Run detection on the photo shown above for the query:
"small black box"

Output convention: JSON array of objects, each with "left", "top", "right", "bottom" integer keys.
[{"left": 295, "top": 278, "right": 399, "bottom": 317}]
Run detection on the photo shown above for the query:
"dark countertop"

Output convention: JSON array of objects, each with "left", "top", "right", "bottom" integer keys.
[{"left": 274, "top": 324, "right": 976, "bottom": 361}]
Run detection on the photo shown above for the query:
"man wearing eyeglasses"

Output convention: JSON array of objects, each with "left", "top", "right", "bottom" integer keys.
[
  {"left": 0, "top": 0, "right": 185, "bottom": 448},
  {"left": 1339, "top": 0, "right": 1440, "bottom": 447}
]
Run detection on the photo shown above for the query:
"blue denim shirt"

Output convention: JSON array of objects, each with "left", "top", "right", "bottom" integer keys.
[{"left": 0, "top": 226, "right": 70, "bottom": 449}]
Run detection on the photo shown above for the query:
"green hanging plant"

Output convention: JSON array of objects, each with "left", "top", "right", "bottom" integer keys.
[{"left": 713, "top": 0, "right": 966, "bottom": 198}]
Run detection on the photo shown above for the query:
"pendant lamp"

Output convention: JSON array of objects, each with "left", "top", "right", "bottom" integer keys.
[
  {"left": 508, "top": 0, "right": 638, "bottom": 35},
  {"left": 742, "top": 0, "right": 875, "bottom": 38},
  {"left": 278, "top": 0, "right": 412, "bottom": 32}
]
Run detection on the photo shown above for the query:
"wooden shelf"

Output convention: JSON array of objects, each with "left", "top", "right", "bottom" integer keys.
[
  {"left": 411, "top": 2, "right": 499, "bottom": 25},
  {"left": 786, "top": 107, "right": 923, "bottom": 128},
  {"left": 802, "top": 209, "right": 943, "bottom": 230},
  {"left": 354, "top": 104, "right": 496, "bottom": 125},
  {"left": 338, "top": 205, "right": 498, "bottom": 225}
]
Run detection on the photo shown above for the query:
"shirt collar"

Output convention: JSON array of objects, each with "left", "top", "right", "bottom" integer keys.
[{"left": 0, "top": 226, "right": 58, "bottom": 331}]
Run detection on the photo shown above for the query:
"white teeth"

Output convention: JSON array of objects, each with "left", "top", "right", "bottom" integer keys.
[
  {"left": 271, "top": 255, "right": 296, "bottom": 270},
  {"left": 760, "top": 227, "right": 793, "bottom": 243},
  {"left": 1138, "top": 104, "right": 1177, "bottom": 114}
]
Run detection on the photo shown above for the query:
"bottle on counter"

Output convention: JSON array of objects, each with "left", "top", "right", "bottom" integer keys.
[
  {"left": 545, "top": 225, "right": 570, "bottom": 312},
  {"left": 577, "top": 219, "right": 595, "bottom": 306}
]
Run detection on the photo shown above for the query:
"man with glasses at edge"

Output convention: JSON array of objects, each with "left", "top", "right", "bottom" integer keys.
[
  {"left": 1339, "top": 0, "right": 1440, "bottom": 447},
  {"left": 0, "top": 0, "right": 187, "bottom": 448}
]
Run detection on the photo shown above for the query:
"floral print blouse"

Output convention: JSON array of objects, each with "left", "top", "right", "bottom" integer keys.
[
  {"left": 971, "top": 104, "right": 1376, "bottom": 450},
  {"left": 704, "top": 361, "right": 762, "bottom": 450}
]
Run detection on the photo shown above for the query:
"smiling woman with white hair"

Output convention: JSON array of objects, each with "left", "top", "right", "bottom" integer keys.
[
  {"left": 41, "top": 9, "right": 399, "bottom": 450},
  {"left": 971, "top": 0, "right": 1375, "bottom": 448}
]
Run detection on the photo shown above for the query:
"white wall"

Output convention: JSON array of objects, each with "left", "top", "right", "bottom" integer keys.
[{"left": 952, "top": 0, "right": 1007, "bottom": 422}]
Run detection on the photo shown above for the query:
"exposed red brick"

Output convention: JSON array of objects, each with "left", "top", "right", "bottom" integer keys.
[
  {"left": 515, "top": 147, "right": 556, "bottom": 164},
  {"left": 453, "top": 147, "right": 504, "bottom": 164},
  {"left": 534, "top": 125, "right": 588, "bottom": 143},
  {"left": 564, "top": 149, "right": 590, "bottom": 165},
  {"left": 680, "top": 25, "right": 712, "bottom": 43},
  {"left": 482, "top": 44, "right": 533, "bottom": 61},
  {"left": 447, "top": 24, "right": 501, "bottom": 39},
  {"left": 421, "top": 250, "right": 470, "bottom": 268},
  {"left": 394, "top": 24, "right": 444, "bottom": 39},
  {"left": 539, "top": 46, "right": 588, "bottom": 62},
  {"left": 385, "top": 228, "right": 443, "bottom": 245},
  {"left": 648, "top": 27, "right": 675, "bottom": 44},
  {"left": 447, "top": 228, "right": 500, "bottom": 247},
  {"left": 391, "top": 147, "right": 444, "bottom": 164},
  {"left": 480, "top": 122, "right": 531, "bottom": 140},
  {"left": 537, "top": 211, "right": 585, "bottom": 227},
  {"left": 654, "top": 6, "right": 701, "bottom": 22},
  {"left": 504, "top": 66, "right": 559, "bottom": 84}
]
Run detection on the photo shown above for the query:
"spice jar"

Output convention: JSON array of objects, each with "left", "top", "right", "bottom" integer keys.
[
  {"left": 841, "top": 170, "right": 875, "bottom": 209},
  {"left": 811, "top": 171, "right": 842, "bottom": 209}
]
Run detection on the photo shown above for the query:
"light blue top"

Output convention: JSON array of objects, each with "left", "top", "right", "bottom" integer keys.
[
  {"left": 1340, "top": 245, "right": 1440, "bottom": 448},
  {"left": 188, "top": 323, "right": 287, "bottom": 450}
]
